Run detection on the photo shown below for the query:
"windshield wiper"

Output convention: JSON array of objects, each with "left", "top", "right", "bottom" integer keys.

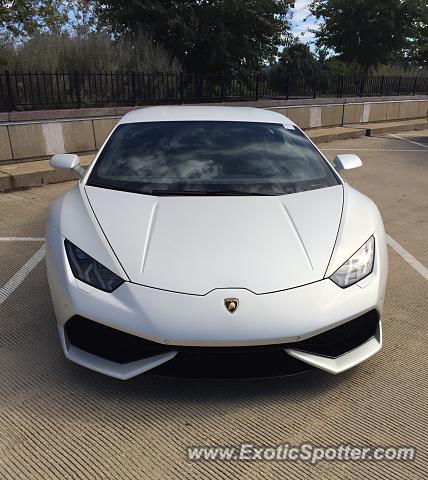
[{"left": 149, "top": 189, "right": 275, "bottom": 196}]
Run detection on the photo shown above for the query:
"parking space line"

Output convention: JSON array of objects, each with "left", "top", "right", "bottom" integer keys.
[
  {"left": 0, "top": 237, "right": 44, "bottom": 242},
  {"left": 0, "top": 245, "right": 46, "bottom": 306},
  {"left": 387, "top": 133, "right": 428, "bottom": 149},
  {"left": 386, "top": 234, "right": 428, "bottom": 281}
]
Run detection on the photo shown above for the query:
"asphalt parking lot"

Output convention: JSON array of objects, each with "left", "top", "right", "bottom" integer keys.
[{"left": 0, "top": 130, "right": 427, "bottom": 479}]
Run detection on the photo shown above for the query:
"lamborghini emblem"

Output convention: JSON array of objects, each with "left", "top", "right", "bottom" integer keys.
[{"left": 224, "top": 298, "right": 239, "bottom": 314}]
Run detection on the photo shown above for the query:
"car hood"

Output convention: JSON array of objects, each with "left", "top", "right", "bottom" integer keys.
[{"left": 85, "top": 185, "right": 343, "bottom": 295}]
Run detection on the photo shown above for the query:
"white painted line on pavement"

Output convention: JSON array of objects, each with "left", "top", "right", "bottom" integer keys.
[
  {"left": 386, "top": 234, "right": 428, "bottom": 281},
  {"left": 387, "top": 133, "right": 428, "bottom": 149},
  {"left": 0, "top": 245, "right": 46, "bottom": 306},
  {"left": 0, "top": 237, "right": 44, "bottom": 242}
]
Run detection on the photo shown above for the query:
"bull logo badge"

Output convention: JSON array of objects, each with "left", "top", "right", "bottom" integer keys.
[{"left": 224, "top": 298, "right": 239, "bottom": 314}]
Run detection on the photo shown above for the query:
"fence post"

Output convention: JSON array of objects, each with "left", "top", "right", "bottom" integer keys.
[
  {"left": 359, "top": 74, "right": 365, "bottom": 97},
  {"left": 412, "top": 76, "right": 418, "bottom": 96},
  {"left": 380, "top": 75, "right": 385, "bottom": 96},
  {"left": 397, "top": 76, "right": 402, "bottom": 96},
  {"left": 285, "top": 73, "right": 290, "bottom": 100},
  {"left": 178, "top": 72, "right": 183, "bottom": 103},
  {"left": 74, "top": 70, "right": 81, "bottom": 108},
  {"left": 312, "top": 74, "right": 317, "bottom": 99},
  {"left": 5, "top": 70, "right": 15, "bottom": 111},
  {"left": 220, "top": 74, "right": 224, "bottom": 103},
  {"left": 338, "top": 74, "right": 344, "bottom": 98},
  {"left": 255, "top": 72, "right": 259, "bottom": 101},
  {"left": 131, "top": 70, "right": 136, "bottom": 105}
]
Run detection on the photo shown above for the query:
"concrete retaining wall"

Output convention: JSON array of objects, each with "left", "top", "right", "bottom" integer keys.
[
  {"left": 0, "top": 117, "right": 119, "bottom": 163},
  {"left": 269, "top": 99, "right": 428, "bottom": 129},
  {"left": 1, "top": 99, "right": 427, "bottom": 163}
]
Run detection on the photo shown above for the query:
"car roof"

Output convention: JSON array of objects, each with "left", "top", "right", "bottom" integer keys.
[{"left": 118, "top": 105, "right": 295, "bottom": 126}]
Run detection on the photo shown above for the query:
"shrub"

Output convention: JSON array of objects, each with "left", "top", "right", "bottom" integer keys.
[{"left": 0, "top": 31, "right": 181, "bottom": 73}]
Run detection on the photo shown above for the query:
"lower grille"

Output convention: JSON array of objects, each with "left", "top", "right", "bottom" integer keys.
[
  {"left": 65, "top": 317, "right": 171, "bottom": 364},
  {"left": 64, "top": 310, "right": 379, "bottom": 376},
  {"left": 150, "top": 350, "right": 312, "bottom": 379},
  {"left": 289, "top": 309, "right": 379, "bottom": 358}
]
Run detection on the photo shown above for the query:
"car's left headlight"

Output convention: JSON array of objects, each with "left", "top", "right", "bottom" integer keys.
[
  {"left": 330, "top": 236, "right": 375, "bottom": 288},
  {"left": 65, "top": 239, "right": 124, "bottom": 292}
]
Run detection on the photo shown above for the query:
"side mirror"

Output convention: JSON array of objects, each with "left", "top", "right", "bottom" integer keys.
[
  {"left": 333, "top": 154, "right": 362, "bottom": 172},
  {"left": 50, "top": 154, "right": 86, "bottom": 179}
]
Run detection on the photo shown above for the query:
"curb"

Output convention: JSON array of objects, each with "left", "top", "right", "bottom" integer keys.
[
  {"left": 308, "top": 128, "right": 365, "bottom": 144},
  {"left": 363, "top": 120, "right": 428, "bottom": 136}
]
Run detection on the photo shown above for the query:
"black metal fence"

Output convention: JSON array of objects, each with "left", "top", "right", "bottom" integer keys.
[{"left": 0, "top": 70, "right": 427, "bottom": 111}]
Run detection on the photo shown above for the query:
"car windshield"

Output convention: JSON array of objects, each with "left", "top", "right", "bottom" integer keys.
[{"left": 87, "top": 121, "right": 339, "bottom": 195}]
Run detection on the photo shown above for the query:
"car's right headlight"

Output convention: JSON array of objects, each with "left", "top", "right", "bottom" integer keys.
[
  {"left": 330, "top": 236, "right": 375, "bottom": 288},
  {"left": 65, "top": 239, "right": 124, "bottom": 292}
]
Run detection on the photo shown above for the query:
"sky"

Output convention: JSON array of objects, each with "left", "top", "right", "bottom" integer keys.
[{"left": 289, "top": 0, "right": 318, "bottom": 47}]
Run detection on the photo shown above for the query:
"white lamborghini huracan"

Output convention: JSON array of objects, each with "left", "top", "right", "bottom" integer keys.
[{"left": 46, "top": 106, "right": 388, "bottom": 379}]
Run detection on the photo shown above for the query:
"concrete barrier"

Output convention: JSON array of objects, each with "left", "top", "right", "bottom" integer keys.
[
  {"left": 0, "top": 99, "right": 426, "bottom": 164},
  {"left": 271, "top": 104, "right": 344, "bottom": 129},
  {"left": 418, "top": 100, "right": 428, "bottom": 117},
  {"left": 343, "top": 101, "right": 393, "bottom": 123},
  {"left": 398, "top": 100, "right": 420, "bottom": 119},
  {"left": 1, "top": 117, "right": 119, "bottom": 163},
  {"left": 367, "top": 102, "right": 388, "bottom": 122},
  {"left": 8, "top": 123, "right": 46, "bottom": 159},
  {"left": 387, "top": 102, "right": 400, "bottom": 120},
  {"left": 93, "top": 118, "right": 119, "bottom": 149},
  {"left": 321, "top": 104, "right": 343, "bottom": 127},
  {"left": 342, "top": 103, "right": 364, "bottom": 124},
  {"left": 0, "top": 126, "right": 12, "bottom": 161}
]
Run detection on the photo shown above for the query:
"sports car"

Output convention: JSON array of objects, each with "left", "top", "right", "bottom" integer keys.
[{"left": 46, "top": 106, "right": 388, "bottom": 379}]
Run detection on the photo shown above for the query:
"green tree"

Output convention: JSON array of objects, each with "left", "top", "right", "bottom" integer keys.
[
  {"left": 0, "top": 0, "right": 98, "bottom": 65},
  {"left": 0, "top": 0, "right": 96, "bottom": 41},
  {"left": 95, "top": 0, "right": 292, "bottom": 73},
  {"left": 0, "top": 0, "right": 68, "bottom": 40},
  {"left": 278, "top": 39, "right": 320, "bottom": 77},
  {"left": 309, "top": 0, "right": 421, "bottom": 72},
  {"left": 406, "top": 0, "right": 428, "bottom": 67},
  {"left": 62, "top": 0, "right": 97, "bottom": 37},
  {"left": 269, "top": 38, "right": 320, "bottom": 94}
]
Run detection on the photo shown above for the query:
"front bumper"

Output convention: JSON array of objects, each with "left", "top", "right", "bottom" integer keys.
[{"left": 46, "top": 223, "right": 387, "bottom": 379}]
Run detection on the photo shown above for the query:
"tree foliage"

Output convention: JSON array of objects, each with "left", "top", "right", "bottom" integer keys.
[
  {"left": 1, "top": 0, "right": 426, "bottom": 74},
  {"left": 0, "top": 0, "right": 96, "bottom": 40},
  {"left": 278, "top": 39, "right": 320, "bottom": 77},
  {"left": 406, "top": 0, "right": 428, "bottom": 67},
  {"left": 269, "top": 38, "right": 320, "bottom": 94},
  {"left": 95, "top": 0, "right": 292, "bottom": 73},
  {"left": 309, "top": 0, "right": 425, "bottom": 71},
  {"left": 1, "top": 0, "right": 66, "bottom": 39}
]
